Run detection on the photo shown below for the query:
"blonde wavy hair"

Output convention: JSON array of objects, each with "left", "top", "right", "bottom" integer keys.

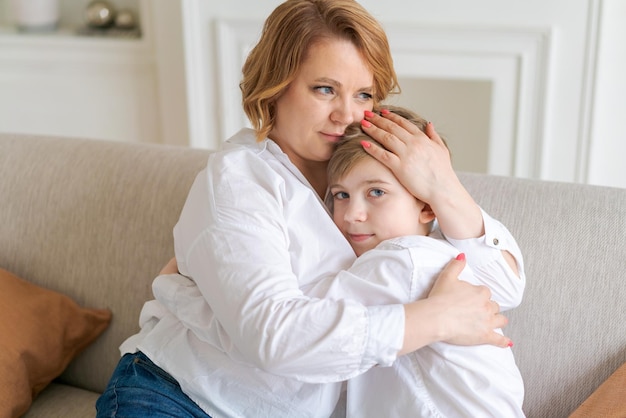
[{"left": 240, "top": 0, "right": 399, "bottom": 141}]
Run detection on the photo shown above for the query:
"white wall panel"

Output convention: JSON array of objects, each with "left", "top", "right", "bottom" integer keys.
[
  {"left": 5, "top": 1, "right": 621, "bottom": 187},
  {"left": 0, "top": 35, "right": 159, "bottom": 143},
  {"left": 587, "top": 0, "right": 626, "bottom": 188},
  {"left": 0, "top": 0, "right": 161, "bottom": 144},
  {"left": 385, "top": 25, "right": 550, "bottom": 178}
]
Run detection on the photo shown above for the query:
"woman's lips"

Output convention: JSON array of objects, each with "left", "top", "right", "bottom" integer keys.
[{"left": 321, "top": 132, "right": 343, "bottom": 143}]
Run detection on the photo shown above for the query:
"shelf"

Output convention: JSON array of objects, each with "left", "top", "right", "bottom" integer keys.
[{"left": 0, "top": 0, "right": 144, "bottom": 42}]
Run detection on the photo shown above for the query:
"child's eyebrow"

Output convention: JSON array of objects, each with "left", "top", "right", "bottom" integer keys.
[
  {"left": 363, "top": 179, "right": 393, "bottom": 185},
  {"left": 329, "top": 179, "right": 393, "bottom": 190}
]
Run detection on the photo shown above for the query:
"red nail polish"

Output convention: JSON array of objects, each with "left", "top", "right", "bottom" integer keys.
[
  {"left": 508, "top": 341, "right": 514, "bottom": 348},
  {"left": 361, "top": 119, "right": 372, "bottom": 128},
  {"left": 380, "top": 108, "right": 390, "bottom": 115},
  {"left": 455, "top": 253, "right": 465, "bottom": 261},
  {"left": 364, "top": 110, "right": 375, "bottom": 118},
  {"left": 360, "top": 140, "right": 371, "bottom": 149}
]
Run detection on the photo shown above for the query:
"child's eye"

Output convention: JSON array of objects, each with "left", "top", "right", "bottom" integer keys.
[
  {"left": 333, "top": 191, "right": 349, "bottom": 200},
  {"left": 369, "top": 188, "right": 385, "bottom": 197}
]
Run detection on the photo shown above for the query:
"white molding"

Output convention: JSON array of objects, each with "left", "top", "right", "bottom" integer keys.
[
  {"left": 215, "top": 19, "right": 261, "bottom": 141},
  {"left": 575, "top": 0, "right": 602, "bottom": 184},
  {"left": 386, "top": 25, "right": 551, "bottom": 178},
  {"left": 213, "top": 20, "right": 551, "bottom": 177},
  {"left": 0, "top": 21, "right": 153, "bottom": 72},
  {"left": 181, "top": 0, "right": 212, "bottom": 148}
]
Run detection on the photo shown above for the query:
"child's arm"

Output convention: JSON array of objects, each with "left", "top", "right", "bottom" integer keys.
[
  {"left": 433, "top": 208, "right": 525, "bottom": 311},
  {"left": 320, "top": 244, "right": 417, "bottom": 305}
]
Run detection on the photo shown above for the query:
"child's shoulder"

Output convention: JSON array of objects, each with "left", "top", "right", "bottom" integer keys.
[{"left": 381, "top": 235, "right": 456, "bottom": 253}]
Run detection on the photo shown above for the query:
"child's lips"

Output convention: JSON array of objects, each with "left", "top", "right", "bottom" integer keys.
[{"left": 348, "top": 233, "right": 373, "bottom": 242}]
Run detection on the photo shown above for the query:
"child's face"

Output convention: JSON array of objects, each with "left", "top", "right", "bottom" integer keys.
[{"left": 329, "top": 158, "right": 433, "bottom": 256}]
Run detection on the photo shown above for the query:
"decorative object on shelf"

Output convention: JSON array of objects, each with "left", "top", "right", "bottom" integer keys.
[
  {"left": 76, "top": 1, "right": 141, "bottom": 39},
  {"left": 85, "top": 0, "right": 116, "bottom": 28},
  {"left": 114, "top": 9, "right": 137, "bottom": 30},
  {"left": 10, "top": 0, "right": 59, "bottom": 33}
]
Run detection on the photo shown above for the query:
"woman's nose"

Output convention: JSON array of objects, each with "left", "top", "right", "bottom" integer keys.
[{"left": 331, "top": 100, "right": 358, "bottom": 125}]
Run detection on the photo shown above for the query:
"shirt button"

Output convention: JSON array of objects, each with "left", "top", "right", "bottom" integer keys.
[{"left": 493, "top": 238, "right": 499, "bottom": 246}]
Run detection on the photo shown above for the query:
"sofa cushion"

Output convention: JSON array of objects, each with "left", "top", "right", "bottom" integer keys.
[
  {"left": 569, "top": 362, "right": 626, "bottom": 417},
  {"left": 0, "top": 268, "right": 111, "bottom": 418},
  {"left": 24, "top": 382, "right": 101, "bottom": 418}
]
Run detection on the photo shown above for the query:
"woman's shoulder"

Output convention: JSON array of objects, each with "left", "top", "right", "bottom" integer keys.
[
  {"left": 208, "top": 129, "right": 273, "bottom": 170},
  {"left": 215, "top": 128, "right": 265, "bottom": 157}
]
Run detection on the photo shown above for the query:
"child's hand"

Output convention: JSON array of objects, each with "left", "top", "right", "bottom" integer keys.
[{"left": 159, "top": 257, "right": 179, "bottom": 275}]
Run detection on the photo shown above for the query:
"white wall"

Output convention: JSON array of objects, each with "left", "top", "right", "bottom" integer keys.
[
  {"left": 0, "top": 0, "right": 161, "bottom": 144},
  {"left": 587, "top": 0, "right": 626, "bottom": 188},
  {"left": 180, "top": 0, "right": 625, "bottom": 188},
  {"left": 0, "top": 0, "right": 623, "bottom": 188}
]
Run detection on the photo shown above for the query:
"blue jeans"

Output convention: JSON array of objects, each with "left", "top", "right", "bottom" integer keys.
[{"left": 96, "top": 351, "right": 211, "bottom": 418}]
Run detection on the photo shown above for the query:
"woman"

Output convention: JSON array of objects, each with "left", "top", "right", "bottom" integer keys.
[{"left": 96, "top": 1, "right": 516, "bottom": 417}]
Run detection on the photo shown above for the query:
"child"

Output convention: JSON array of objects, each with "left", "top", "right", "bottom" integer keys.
[{"left": 325, "top": 106, "right": 526, "bottom": 417}]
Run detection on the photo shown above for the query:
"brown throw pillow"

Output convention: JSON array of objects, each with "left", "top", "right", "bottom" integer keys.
[
  {"left": 569, "top": 362, "right": 626, "bottom": 417},
  {"left": 0, "top": 268, "right": 112, "bottom": 418}
]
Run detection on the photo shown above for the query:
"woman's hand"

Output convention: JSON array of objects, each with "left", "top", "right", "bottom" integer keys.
[
  {"left": 360, "top": 110, "right": 484, "bottom": 240},
  {"left": 361, "top": 110, "right": 455, "bottom": 205},
  {"left": 400, "top": 255, "right": 512, "bottom": 354},
  {"left": 429, "top": 254, "right": 511, "bottom": 347},
  {"left": 159, "top": 257, "right": 179, "bottom": 275}
]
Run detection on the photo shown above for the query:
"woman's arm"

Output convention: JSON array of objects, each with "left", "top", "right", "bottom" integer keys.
[
  {"left": 315, "top": 238, "right": 513, "bottom": 354},
  {"left": 167, "top": 246, "right": 514, "bottom": 356}
]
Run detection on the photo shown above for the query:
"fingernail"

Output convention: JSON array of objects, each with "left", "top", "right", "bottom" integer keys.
[
  {"left": 364, "top": 110, "right": 375, "bottom": 118},
  {"left": 455, "top": 253, "right": 465, "bottom": 261},
  {"left": 360, "top": 140, "right": 371, "bottom": 149},
  {"left": 361, "top": 119, "right": 372, "bottom": 128},
  {"left": 380, "top": 108, "right": 390, "bottom": 115},
  {"left": 508, "top": 341, "right": 514, "bottom": 348}
]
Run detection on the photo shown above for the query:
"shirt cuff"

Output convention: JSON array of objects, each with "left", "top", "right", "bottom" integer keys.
[
  {"left": 361, "top": 304, "right": 404, "bottom": 368},
  {"left": 445, "top": 209, "right": 520, "bottom": 269}
]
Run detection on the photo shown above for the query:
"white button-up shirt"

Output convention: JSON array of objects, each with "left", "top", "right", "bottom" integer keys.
[
  {"left": 121, "top": 128, "right": 524, "bottom": 418},
  {"left": 322, "top": 234, "right": 525, "bottom": 417}
]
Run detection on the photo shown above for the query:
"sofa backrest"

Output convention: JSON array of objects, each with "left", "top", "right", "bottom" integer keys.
[
  {"left": 0, "top": 134, "right": 211, "bottom": 394},
  {"left": 459, "top": 171, "right": 626, "bottom": 418},
  {"left": 1, "top": 134, "right": 624, "bottom": 417}
]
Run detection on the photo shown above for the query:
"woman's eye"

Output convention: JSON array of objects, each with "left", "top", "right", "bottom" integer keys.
[
  {"left": 369, "top": 188, "right": 385, "bottom": 197},
  {"left": 357, "top": 92, "right": 373, "bottom": 101},
  {"left": 315, "top": 86, "right": 334, "bottom": 95},
  {"left": 333, "top": 191, "right": 349, "bottom": 200}
]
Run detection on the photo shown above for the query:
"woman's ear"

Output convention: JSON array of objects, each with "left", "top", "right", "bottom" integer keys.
[{"left": 418, "top": 203, "right": 436, "bottom": 224}]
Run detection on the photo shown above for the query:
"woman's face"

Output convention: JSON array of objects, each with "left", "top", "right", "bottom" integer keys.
[{"left": 270, "top": 38, "right": 375, "bottom": 170}]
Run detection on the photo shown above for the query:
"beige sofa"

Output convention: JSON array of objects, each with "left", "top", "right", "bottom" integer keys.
[{"left": 1, "top": 133, "right": 625, "bottom": 418}]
